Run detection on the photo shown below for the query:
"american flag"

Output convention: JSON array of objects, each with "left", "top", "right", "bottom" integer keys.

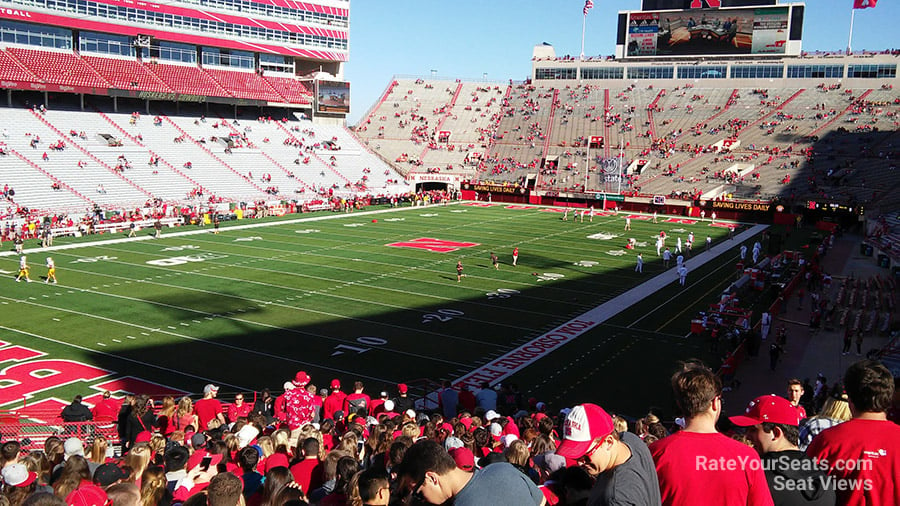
[{"left": 583, "top": 0, "right": 594, "bottom": 16}]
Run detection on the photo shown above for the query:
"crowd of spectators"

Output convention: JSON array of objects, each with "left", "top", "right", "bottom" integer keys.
[{"left": 1, "top": 358, "right": 897, "bottom": 505}]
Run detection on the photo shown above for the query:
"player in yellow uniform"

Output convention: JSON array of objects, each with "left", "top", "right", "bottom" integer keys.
[
  {"left": 45, "top": 257, "right": 57, "bottom": 284},
  {"left": 16, "top": 255, "right": 31, "bottom": 283}
]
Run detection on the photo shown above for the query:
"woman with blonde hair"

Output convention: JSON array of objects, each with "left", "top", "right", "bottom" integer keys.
[
  {"left": 88, "top": 435, "right": 108, "bottom": 471},
  {"left": 156, "top": 396, "right": 177, "bottom": 435},
  {"left": 800, "top": 390, "right": 852, "bottom": 451},
  {"left": 174, "top": 396, "right": 198, "bottom": 433},
  {"left": 123, "top": 443, "right": 152, "bottom": 488},
  {"left": 149, "top": 434, "right": 167, "bottom": 466},
  {"left": 140, "top": 466, "right": 172, "bottom": 506}
]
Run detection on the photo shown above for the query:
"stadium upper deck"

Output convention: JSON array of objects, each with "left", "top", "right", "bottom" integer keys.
[{"left": 0, "top": 0, "right": 348, "bottom": 106}]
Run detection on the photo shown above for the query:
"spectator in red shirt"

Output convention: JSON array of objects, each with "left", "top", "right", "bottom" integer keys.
[
  {"left": 193, "top": 384, "right": 225, "bottom": 431},
  {"left": 324, "top": 380, "right": 347, "bottom": 421},
  {"left": 226, "top": 393, "right": 252, "bottom": 423},
  {"left": 369, "top": 392, "right": 389, "bottom": 417},
  {"left": 458, "top": 386, "right": 476, "bottom": 414},
  {"left": 290, "top": 437, "right": 324, "bottom": 495},
  {"left": 650, "top": 361, "right": 773, "bottom": 506},
  {"left": 91, "top": 391, "right": 120, "bottom": 422},
  {"left": 786, "top": 378, "right": 808, "bottom": 419},
  {"left": 806, "top": 359, "right": 900, "bottom": 506},
  {"left": 344, "top": 382, "right": 371, "bottom": 420}
]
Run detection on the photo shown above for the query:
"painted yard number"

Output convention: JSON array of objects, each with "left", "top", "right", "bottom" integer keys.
[
  {"left": 71, "top": 255, "right": 117, "bottom": 263},
  {"left": 331, "top": 336, "right": 387, "bottom": 356},
  {"left": 487, "top": 288, "right": 520, "bottom": 299},
  {"left": 422, "top": 308, "right": 464, "bottom": 324}
]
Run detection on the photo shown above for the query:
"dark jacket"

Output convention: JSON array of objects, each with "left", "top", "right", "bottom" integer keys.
[
  {"left": 762, "top": 449, "right": 835, "bottom": 506},
  {"left": 60, "top": 401, "right": 93, "bottom": 422}
]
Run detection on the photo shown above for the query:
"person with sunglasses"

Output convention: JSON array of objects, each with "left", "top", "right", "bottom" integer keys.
[
  {"left": 395, "top": 440, "right": 544, "bottom": 505},
  {"left": 556, "top": 403, "right": 661, "bottom": 505}
]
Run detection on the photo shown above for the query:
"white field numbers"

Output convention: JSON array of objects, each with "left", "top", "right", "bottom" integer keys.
[
  {"left": 70, "top": 255, "right": 118, "bottom": 263},
  {"left": 486, "top": 288, "right": 520, "bottom": 299},
  {"left": 331, "top": 336, "right": 388, "bottom": 356},
  {"left": 422, "top": 308, "right": 464, "bottom": 324}
]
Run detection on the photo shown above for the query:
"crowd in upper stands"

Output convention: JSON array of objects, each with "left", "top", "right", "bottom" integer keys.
[{"left": 1, "top": 359, "right": 897, "bottom": 506}]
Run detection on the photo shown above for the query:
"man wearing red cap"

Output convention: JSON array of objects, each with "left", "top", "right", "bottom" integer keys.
[
  {"left": 649, "top": 361, "right": 773, "bottom": 505},
  {"left": 393, "top": 383, "right": 414, "bottom": 414},
  {"left": 323, "top": 379, "right": 346, "bottom": 420},
  {"left": 806, "top": 360, "right": 900, "bottom": 506},
  {"left": 556, "top": 403, "right": 661, "bottom": 505},
  {"left": 730, "top": 394, "right": 834, "bottom": 506},
  {"left": 283, "top": 371, "right": 317, "bottom": 430}
]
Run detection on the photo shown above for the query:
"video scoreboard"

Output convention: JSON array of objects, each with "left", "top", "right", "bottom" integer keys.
[{"left": 616, "top": 0, "right": 804, "bottom": 59}]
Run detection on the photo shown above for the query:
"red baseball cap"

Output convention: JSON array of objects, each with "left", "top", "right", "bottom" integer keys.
[
  {"left": 398, "top": 383, "right": 408, "bottom": 394},
  {"left": 730, "top": 394, "right": 801, "bottom": 426},
  {"left": 187, "top": 450, "right": 224, "bottom": 471},
  {"left": 555, "top": 404, "right": 614, "bottom": 459},
  {"left": 449, "top": 447, "right": 475, "bottom": 471},
  {"left": 330, "top": 379, "right": 341, "bottom": 389},
  {"left": 66, "top": 484, "right": 110, "bottom": 506}
]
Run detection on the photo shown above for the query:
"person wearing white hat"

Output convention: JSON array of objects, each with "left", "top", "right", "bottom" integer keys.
[{"left": 1, "top": 463, "right": 37, "bottom": 501}]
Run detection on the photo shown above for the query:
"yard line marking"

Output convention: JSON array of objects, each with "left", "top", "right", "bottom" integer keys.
[{"left": 112, "top": 339, "right": 121, "bottom": 343}]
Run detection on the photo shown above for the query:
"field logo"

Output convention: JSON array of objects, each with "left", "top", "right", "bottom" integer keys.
[
  {"left": 587, "top": 232, "right": 620, "bottom": 240},
  {"left": 574, "top": 261, "right": 599, "bottom": 267},
  {"left": 606, "top": 250, "right": 627, "bottom": 256},
  {"left": 535, "top": 273, "right": 565, "bottom": 282},
  {"left": 386, "top": 237, "right": 480, "bottom": 253},
  {"left": 146, "top": 253, "right": 227, "bottom": 266}
]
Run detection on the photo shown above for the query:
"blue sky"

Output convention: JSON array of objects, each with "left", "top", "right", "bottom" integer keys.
[{"left": 345, "top": 0, "right": 897, "bottom": 125}]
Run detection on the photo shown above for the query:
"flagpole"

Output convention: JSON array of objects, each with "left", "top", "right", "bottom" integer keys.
[
  {"left": 847, "top": 7, "right": 855, "bottom": 55},
  {"left": 580, "top": 13, "right": 587, "bottom": 60}
]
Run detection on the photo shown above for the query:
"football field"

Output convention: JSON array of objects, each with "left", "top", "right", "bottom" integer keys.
[{"left": 0, "top": 203, "right": 761, "bottom": 418}]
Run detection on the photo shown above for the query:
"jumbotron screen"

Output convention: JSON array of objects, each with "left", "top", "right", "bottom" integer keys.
[
  {"left": 316, "top": 80, "right": 350, "bottom": 114},
  {"left": 625, "top": 6, "right": 790, "bottom": 57}
]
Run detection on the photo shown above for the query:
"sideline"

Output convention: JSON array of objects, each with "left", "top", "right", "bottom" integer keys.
[
  {"left": 0, "top": 202, "right": 458, "bottom": 258},
  {"left": 452, "top": 224, "right": 769, "bottom": 389}
]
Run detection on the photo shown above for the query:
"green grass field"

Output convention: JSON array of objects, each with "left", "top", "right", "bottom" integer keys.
[{"left": 1, "top": 203, "right": 760, "bottom": 418}]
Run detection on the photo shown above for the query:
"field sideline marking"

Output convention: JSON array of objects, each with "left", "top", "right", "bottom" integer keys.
[{"left": 451, "top": 224, "right": 768, "bottom": 389}]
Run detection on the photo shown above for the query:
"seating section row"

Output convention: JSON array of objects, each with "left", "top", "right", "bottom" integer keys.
[
  {"left": 354, "top": 79, "right": 899, "bottom": 210},
  {"left": 0, "top": 108, "right": 408, "bottom": 213},
  {"left": 0, "top": 48, "right": 313, "bottom": 104}
]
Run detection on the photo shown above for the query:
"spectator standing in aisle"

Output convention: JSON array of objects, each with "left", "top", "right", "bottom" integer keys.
[
  {"left": 650, "top": 361, "right": 773, "bottom": 505},
  {"left": 806, "top": 360, "right": 900, "bottom": 506}
]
